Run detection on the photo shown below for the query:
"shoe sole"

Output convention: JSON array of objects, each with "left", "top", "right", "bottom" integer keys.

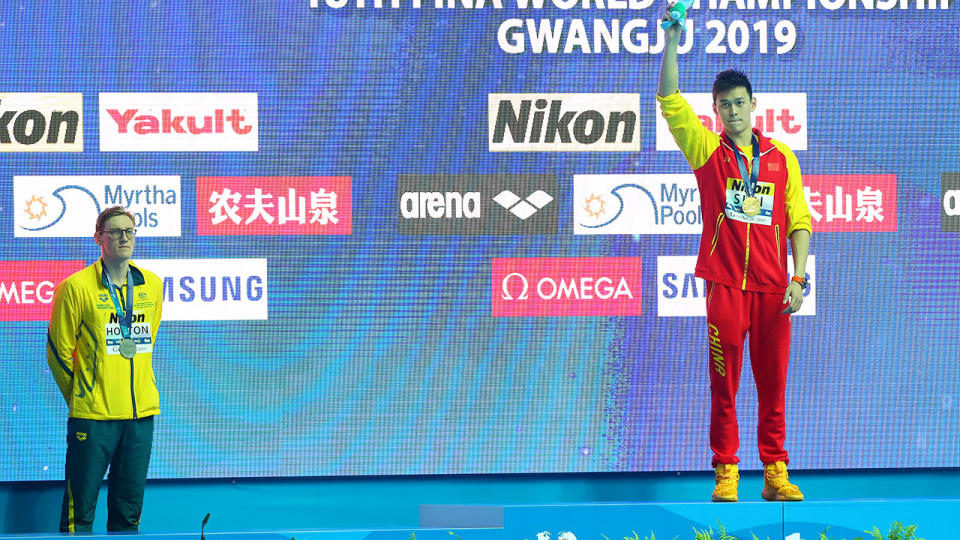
[
  {"left": 712, "top": 495, "right": 738, "bottom": 502},
  {"left": 761, "top": 489, "right": 803, "bottom": 501}
]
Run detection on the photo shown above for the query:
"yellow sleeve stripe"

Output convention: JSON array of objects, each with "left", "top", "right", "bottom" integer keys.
[{"left": 771, "top": 139, "right": 813, "bottom": 236}]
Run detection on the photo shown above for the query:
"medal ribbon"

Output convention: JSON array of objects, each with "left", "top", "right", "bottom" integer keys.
[
  {"left": 724, "top": 132, "right": 760, "bottom": 198},
  {"left": 102, "top": 265, "right": 134, "bottom": 342}
]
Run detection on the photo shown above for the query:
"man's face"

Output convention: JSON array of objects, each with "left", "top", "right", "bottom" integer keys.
[
  {"left": 712, "top": 87, "right": 756, "bottom": 138},
  {"left": 95, "top": 214, "right": 136, "bottom": 261}
]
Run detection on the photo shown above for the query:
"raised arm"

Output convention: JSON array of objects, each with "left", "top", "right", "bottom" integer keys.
[{"left": 657, "top": 4, "right": 683, "bottom": 97}]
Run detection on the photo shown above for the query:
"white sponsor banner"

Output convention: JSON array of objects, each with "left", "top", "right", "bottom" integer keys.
[
  {"left": 99, "top": 93, "right": 258, "bottom": 152},
  {"left": 574, "top": 174, "right": 701, "bottom": 235},
  {"left": 13, "top": 176, "right": 181, "bottom": 238},
  {"left": 489, "top": 93, "right": 640, "bottom": 152},
  {"left": 657, "top": 255, "right": 815, "bottom": 317},
  {"left": 0, "top": 93, "right": 83, "bottom": 152},
  {"left": 655, "top": 93, "right": 807, "bottom": 151},
  {"left": 138, "top": 259, "right": 268, "bottom": 321}
]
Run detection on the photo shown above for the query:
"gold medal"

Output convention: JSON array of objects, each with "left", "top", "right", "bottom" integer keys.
[{"left": 741, "top": 196, "right": 761, "bottom": 217}]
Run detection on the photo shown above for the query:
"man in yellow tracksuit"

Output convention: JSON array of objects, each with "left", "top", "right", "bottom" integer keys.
[{"left": 47, "top": 206, "right": 163, "bottom": 532}]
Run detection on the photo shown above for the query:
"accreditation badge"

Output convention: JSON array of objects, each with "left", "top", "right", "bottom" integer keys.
[
  {"left": 105, "top": 321, "right": 154, "bottom": 357},
  {"left": 725, "top": 179, "right": 775, "bottom": 225}
]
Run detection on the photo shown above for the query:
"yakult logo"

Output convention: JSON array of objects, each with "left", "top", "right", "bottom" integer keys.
[
  {"left": 655, "top": 93, "right": 807, "bottom": 151},
  {"left": 493, "top": 258, "right": 642, "bottom": 317},
  {"left": 574, "top": 174, "right": 701, "bottom": 235},
  {"left": 490, "top": 94, "right": 640, "bottom": 152},
  {"left": 803, "top": 175, "right": 897, "bottom": 232},
  {"left": 0, "top": 93, "right": 83, "bottom": 152},
  {"left": 657, "top": 255, "right": 815, "bottom": 317},
  {"left": 0, "top": 261, "right": 85, "bottom": 321},
  {"left": 99, "top": 93, "right": 258, "bottom": 151},
  {"left": 138, "top": 259, "right": 267, "bottom": 321},
  {"left": 942, "top": 172, "right": 960, "bottom": 233}
]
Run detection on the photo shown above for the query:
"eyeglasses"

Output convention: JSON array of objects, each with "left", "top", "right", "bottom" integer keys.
[{"left": 100, "top": 228, "right": 137, "bottom": 239}]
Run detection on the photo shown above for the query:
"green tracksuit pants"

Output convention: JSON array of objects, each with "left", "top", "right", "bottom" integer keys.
[{"left": 59, "top": 416, "right": 154, "bottom": 532}]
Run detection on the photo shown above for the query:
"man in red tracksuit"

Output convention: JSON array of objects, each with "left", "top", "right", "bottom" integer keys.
[{"left": 657, "top": 5, "right": 812, "bottom": 502}]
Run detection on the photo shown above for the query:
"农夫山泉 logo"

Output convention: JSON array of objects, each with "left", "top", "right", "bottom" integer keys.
[
  {"left": 489, "top": 94, "right": 640, "bottom": 152},
  {"left": 802, "top": 175, "right": 897, "bottom": 232},
  {"left": 0, "top": 93, "right": 83, "bottom": 152},
  {"left": 574, "top": 174, "right": 701, "bottom": 235},
  {"left": 398, "top": 174, "right": 557, "bottom": 235},
  {"left": 197, "top": 177, "right": 352, "bottom": 235},
  {"left": 655, "top": 93, "right": 806, "bottom": 151},
  {"left": 942, "top": 173, "right": 959, "bottom": 233},
  {"left": 0, "top": 261, "right": 85, "bottom": 321},
  {"left": 492, "top": 257, "right": 642, "bottom": 317},
  {"left": 136, "top": 259, "right": 268, "bottom": 321},
  {"left": 99, "top": 93, "right": 257, "bottom": 151},
  {"left": 14, "top": 176, "right": 181, "bottom": 238},
  {"left": 656, "top": 255, "right": 816, "bottom": 317}
]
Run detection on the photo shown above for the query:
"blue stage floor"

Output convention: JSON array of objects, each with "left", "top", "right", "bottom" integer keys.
[{"left": 2, "top": 499, "right": 956, "bottom": 540}]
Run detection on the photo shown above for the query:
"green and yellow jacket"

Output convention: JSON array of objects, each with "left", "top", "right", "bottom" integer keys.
[{"left": 47, "top": 259, "right": 163, "bottom": 420}]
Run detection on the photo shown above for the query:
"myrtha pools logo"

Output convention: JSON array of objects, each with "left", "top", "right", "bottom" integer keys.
[
  {"left": 574, "top": 174, "right": 701, "bottom": 235},
  {"left": 14, "top": 176, "right": 181, "bottom": 238}
]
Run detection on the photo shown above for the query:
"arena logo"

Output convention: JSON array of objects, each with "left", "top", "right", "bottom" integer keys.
[
  {"left": 398, "top": 174, "right": 558, "bottom": 235},
  {"left": 942, "top": 172, "right": 960, "bottom": 233},
  {"left": 137, "top": 259, "right": 268, "bottom": 321},
  {"left": 656, "top": 255, "right": 816, "bottom": 317},
  {"left": 99, "top": 93, "right": 258, "bottom": 151},
  {"left": 574, "top": 174, "right": 701, "bottom": 235},
  {"left": 0, "top": 260, "right": 85, "bottom": 321},
  {"left": 654, "top": 93, "right": 807, "bottom": 151},
  {"left": 197, "top": 177, "right": 352, "bottom": 235},
  {"left": 489, "top": 93, "right": 640, "bottom": 152},
  {"left": 0, "top": 93, "right": 83, "bottom": 152},
  {"left": 803, "top": 174, "right": 897, "bottom": 232},
  {"left": 492, "top": 257, "right": 642, "bottom": 317},
  {"left": 13, "top": 176, "right": 181, "bottom": 238}
]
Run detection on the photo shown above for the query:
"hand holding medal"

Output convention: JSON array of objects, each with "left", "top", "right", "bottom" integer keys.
[{"left": 661, "top": 0, "right": 693, "bottom": 31}]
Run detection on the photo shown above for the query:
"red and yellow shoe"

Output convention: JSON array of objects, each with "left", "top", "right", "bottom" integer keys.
[
  {"left": 712, "top": 463, "right": 739, "bottom": 502},
  {"left": 761, "top": 461, "right": 804, "bottom": 501}
]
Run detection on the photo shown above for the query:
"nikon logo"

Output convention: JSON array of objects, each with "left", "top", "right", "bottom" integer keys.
[
  {"left": 488, "top": 93, "right": 640, "bottom": 152},
  {"left": 0, "top": 93, "right": 83, "bottom": 152}
]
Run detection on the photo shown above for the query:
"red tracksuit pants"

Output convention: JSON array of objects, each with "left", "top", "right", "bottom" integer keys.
[{"left": 706, "top": 281, "right": 791, "bottom": 467}]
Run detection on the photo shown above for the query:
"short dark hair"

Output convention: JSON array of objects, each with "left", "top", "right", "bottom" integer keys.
[
  {"left": 96, "top": 206, "right": 136, "bottom": 233},
  {"left": 713, "top": 69, "right": 753, "bottom": 102}
]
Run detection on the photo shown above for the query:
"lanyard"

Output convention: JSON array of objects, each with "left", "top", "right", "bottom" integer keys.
[
  {"left": 102, "top": 266, "right": 134, "bottom": 340},
  {"left": 724, "top": 132, "right": 760, "bottom": 198}
]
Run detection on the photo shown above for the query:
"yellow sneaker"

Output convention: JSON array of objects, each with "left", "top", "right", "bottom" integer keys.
[
  {"left": 712, "top": 463, "right": 739, "bottom": 502},
  {"left": 761, "top": 461, "right": 804, "bottom": 501}
]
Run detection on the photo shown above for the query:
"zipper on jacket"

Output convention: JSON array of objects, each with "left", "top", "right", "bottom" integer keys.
[
  {"left": 741, "top": 223, "right": 751, "bottom": 290},
  {"left": 710, "top": 213, "right": 725, "bottom": 256},
  {"left": 775, "top": 224, "right": 782, "bottom": 271}
]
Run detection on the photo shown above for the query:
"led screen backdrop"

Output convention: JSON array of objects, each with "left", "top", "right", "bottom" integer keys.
[{"left": 0, "top": 1, "right": 958, "bottom": 481}]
